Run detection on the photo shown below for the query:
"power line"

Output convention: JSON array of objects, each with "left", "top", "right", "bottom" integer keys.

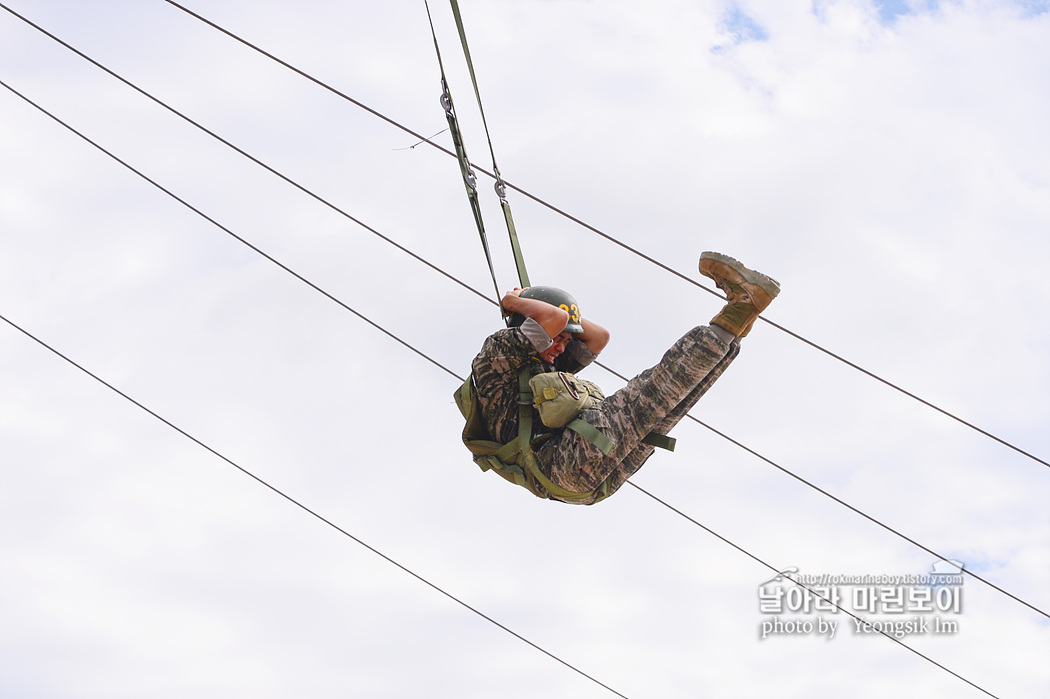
[
  {"left": 2, "top": 4, "right": 1041, "bottom": 618},
  {"left": 1, "top": 53, "right": 1044, "bottom": 623},
  {"left": 0, "top": 310, "right": 630, "bottom": 699},
  {"left": 603, "top": 361, "right": 1047, "bottom": 620},
  {"left": 0, "top": 304, "right": 998, "bottom": 699},
  {"left": 0, "top": 2, "right": 492, "bottom": 310},
  {"left": 153, "top": 0, "right": 1050, "bottom": 473},
  {"left": 0, "top": 77, "right": 460, "bottom": 381},
  {"left": 0, "top": 78, "right": 1008, "bottom": 699}
]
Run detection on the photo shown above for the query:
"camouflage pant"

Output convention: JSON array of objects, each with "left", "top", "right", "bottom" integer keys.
[{"left": 534, "top": 325, "right": 740, "bottom": 504}]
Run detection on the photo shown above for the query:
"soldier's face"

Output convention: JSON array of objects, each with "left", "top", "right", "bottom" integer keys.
[{"left": 539, "top": 331, "right": 572, "bottom": 363}]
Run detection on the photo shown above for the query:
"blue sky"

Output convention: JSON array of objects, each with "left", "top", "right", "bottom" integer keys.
[
  {"left": 874, "top": 0, "right": 926, "bottom": 23},
  {"left": 720, "top": 3, "right": 770, "bottom": 47}
]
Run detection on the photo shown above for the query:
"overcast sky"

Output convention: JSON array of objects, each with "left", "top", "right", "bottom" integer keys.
[{"left": 2, "top": 1, "right": 1048, "bottom": 697}]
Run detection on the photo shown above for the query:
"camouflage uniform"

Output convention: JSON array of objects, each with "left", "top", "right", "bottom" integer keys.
[{"left": 471, "top": 322, "right": 740, "bottom": 504}]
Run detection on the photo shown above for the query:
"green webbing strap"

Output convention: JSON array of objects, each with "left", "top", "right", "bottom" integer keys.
[
  {"left": 459, "top": 368, "right": 671, "bottom": 503},
  {"left": 448, "top": 0, "right": 530, "bottom": 289},
  {"left": 499, "top": 197, "right": 529, "bottom": 289},
  {"left": 424, "top": 2, "right": 502, "bottom": 305},
  {"left": 567, "top": 413, "right": 673, "bottom": 452},
  {"left": 566, "top": 418, "right": 615, "bottom": 456},
  {"left": 493, "top": 434, "right": 524, "bottom": 464},
  {"left": 458, "top": 365, "right": 676, "bottom": 503},
  {"left": 512, "top": 370, "right": 609, "bottom": 502},
  {"left": 643, "top": 433, "right": 677, "bottom": 452}
]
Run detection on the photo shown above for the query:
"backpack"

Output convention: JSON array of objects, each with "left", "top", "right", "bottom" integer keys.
[{"left": 453, "top": 369, "right": 674, "bottom": 504}]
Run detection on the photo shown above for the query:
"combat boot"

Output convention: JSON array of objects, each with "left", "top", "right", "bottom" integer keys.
[{"left": 699, "top": 251, "right": 780, "bottom": 337}]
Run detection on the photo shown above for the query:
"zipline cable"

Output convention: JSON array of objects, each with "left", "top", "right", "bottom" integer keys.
[
  {"left": 606, "top": 366, "right": 1049, "bottom": 620},
  {"left": 0, "top": 309, "right": 631, "bottom": 699},
  {"left": 0, "top": 2, "right": 491, "bottom": 311},
  {"left": 0, "top": 306, "right": 998, "bottom": 699},
  {"left": 0, "top": 78, "right": 1012, "bottom": 698},
  {"left": 0, "top": 159, "right": 1002, "bottom": 699},
  {"left": 419, "top": 4, "right": 1043, "bottom": 623},
  {"left": 0, "top": 41, "right": 1043, "bottom": 621},
  {"left": 0, "top": 78, "right": 460, "bottom": 383},
  {"left": 151, "top": 0, "right": 1050, "bottom": 472}
]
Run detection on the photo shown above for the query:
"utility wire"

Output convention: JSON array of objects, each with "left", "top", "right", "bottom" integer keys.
[
  {"left": 0, "top": 76, "right": 1007, "bottom": 696},
  {"left": 0, "top": 7, "right": 1036, "bottom": 694},
  {"left": 0, "top": 78, "right": 461, "bottom": 380},
  {"left": 0, "top": 65, "right": 1022, "bottom": 696},
  {"left": 0, "top": 306, "right": 999, "bottom": 696},
  {"left": 606, "top": 364, "right": 1047, "bottom": 620},
  {"left": 153, "top": 0, "right": 1050, "bottom": 472},
  {"left": 0, "top": 170, "right": 999, "bottom": 699},
  {"left": 0, "top": 309, "right": 629, "bottom": 699},
  {"left": 0, "top": 3, "right": 490, "bottom": 310},
  {"left": 0, "top": 44, "right": 1044, "bottom": 622}
]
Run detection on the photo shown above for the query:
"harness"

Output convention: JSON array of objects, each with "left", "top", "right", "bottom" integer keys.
[
  {"left": 454, "top": 368, "right": 676, "bottom": 504},
  {"left": 425, "top": 0, "right": 529, "bottom": 310},
  {"left": 433, "top": 1, "right": 673, "bottom": 502}
]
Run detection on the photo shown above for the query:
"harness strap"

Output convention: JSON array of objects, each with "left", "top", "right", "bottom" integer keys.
[
  {"left": 448, "top": 0, "right": 530, "bottom": 289},
  {"left": 512, "top": 370, "right": 591, "bottom": 501},
  {"left": 566, "top": 418, "right": 615, "bottom": 456},
  {"left": 643, "top": 433, "right": 677, "bottom": 452},
  {"left": 426, "top": 0, "right": 529, "bottom": 302},
  {"left": 457, "top": 370, "right": 674, "bottom": 504},
  {"left": 424, "top": 2, "right": 502, "bottom": 306},
  {"left": 511, "top": 369, "right": 625, "bottom": 502}
]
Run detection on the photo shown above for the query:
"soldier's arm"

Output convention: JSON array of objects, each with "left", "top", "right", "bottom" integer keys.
[
  {"left": 502, "top": 289, "right": 569, "bottom": 339},
  {"left": 578, "top": 317, "right": 610, "bottom": 356}
]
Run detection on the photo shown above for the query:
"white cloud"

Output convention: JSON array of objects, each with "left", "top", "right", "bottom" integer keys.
[{"left": 2, "top": 1, "right": 1048, "bottom": 697}]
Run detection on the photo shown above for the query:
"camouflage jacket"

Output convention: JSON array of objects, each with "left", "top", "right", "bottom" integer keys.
[{"left": 471, "top": 325, "right": 597, "bottom": 445}]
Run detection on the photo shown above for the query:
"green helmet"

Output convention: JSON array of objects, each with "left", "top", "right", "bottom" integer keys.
[{"left": 506, "top": 286, "right": 584, "bottom": 334}]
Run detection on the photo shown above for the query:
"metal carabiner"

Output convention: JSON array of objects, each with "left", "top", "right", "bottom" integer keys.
[{"left": 559, "top": 372, "right": 580, "bottom": 400}]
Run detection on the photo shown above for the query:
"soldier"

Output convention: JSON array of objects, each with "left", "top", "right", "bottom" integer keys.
[{"left": 466, "top": 251, "right": 780, "bottom": 504}]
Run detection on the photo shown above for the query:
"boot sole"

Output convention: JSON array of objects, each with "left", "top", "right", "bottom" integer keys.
[{"left": 699, "top": 251, "right": 781, "bottom": 302}]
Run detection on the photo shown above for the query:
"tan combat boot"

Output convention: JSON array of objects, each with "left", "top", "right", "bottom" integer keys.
[{"left": 699, "top": 251, "right": 781, "bottom": 337}]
